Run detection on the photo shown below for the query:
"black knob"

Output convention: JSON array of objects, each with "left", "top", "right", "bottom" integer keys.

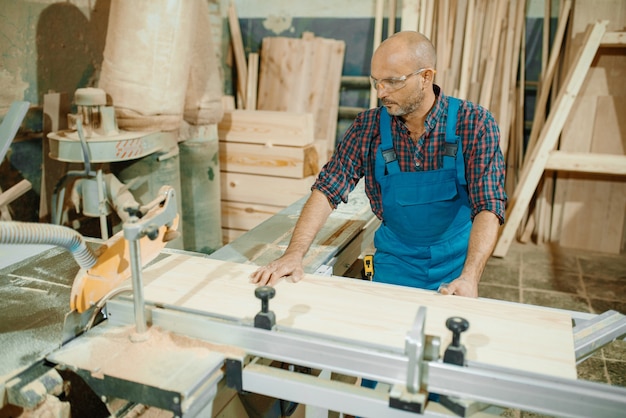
[
  {"left": 443, "top": 316, "right": 469, "bottom": 366},
  {"left": 446, "top": 317, "right": 469, "bottom": 347},
  {"left": 254, "top": 286, "right": 276, "bottom": 330},
  {"left": 124, "top": 204, "right": 142, "bottom": 218}
]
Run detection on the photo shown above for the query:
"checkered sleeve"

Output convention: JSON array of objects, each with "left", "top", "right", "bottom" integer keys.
[
  {"left": 312, "top": 113, "right": 368, "bottom": 209},
  {"left": 461, "top": 103, "right": 507, "bottom": 224}
]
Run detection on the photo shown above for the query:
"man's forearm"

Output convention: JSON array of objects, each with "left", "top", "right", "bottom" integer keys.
[
  {"left": 461, "top": 210, "right": 501, "bottom": 283},
  {"left": 284, "top": 189, "right": 334, "bottom": 258}
]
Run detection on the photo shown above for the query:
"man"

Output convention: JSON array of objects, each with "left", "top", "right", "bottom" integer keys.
[{"left": 251, "top": 31, "right": 506, "bottom": 297}]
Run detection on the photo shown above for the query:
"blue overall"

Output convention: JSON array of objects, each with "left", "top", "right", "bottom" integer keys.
[{"left": 372, "top": 98, "right": 472, "bottom": 290}]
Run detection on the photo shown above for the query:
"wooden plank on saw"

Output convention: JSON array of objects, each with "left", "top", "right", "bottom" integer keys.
[
  {"left": 220, "top": 171, "right": 316, "bottom": 207},
  {"left": 219, "top": 141, "right": 320, "bottom": 179},
  {"left": 140, "top": 255, "right": 577, "bottom": 380},
  {"left": 218, "top": 110, "right": 315, "bottom": 147},
  {"left": 492, "top": 20, "right": 607, "bottom": 258}
]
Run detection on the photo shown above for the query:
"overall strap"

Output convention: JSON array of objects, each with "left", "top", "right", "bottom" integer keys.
[
  {"left": 378, "top": 107, "right": 400, "bottom": 175},
  {"left": 444, "top": 97, "right": 467, "bottom": 186}
]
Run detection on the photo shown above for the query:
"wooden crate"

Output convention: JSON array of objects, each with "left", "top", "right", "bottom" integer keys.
[{"left": 218, "top": 109, "right": 324, "bottom": 242}]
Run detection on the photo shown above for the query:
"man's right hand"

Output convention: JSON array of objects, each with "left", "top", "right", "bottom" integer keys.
[{"left": 249, "top": 252, "right": 306, "bottom": 286}]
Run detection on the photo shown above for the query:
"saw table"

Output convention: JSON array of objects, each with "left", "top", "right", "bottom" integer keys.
[{"left": 1, "top": 184, "right": 625, "bottom": 418}]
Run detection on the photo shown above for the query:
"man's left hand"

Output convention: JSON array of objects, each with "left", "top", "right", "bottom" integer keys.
[{"left": 439, "top": 277, "right": 478, "bottom": 298}]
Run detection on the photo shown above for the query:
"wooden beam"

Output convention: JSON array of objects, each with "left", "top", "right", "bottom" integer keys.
[
  {"left": 227, "top": 1, "right": 247, "bottom": 109},
  {"left": 524, "top": 0, "right": 572, "bottom": 165},
  {"left": 388, "top": 0, "right": 397, "bottom": 36},
  {"left": 545, "top": 151, "right": 626, "bottom": 175},
  {"left": 245, "top": 52, "right": 259, "bottom": 110},
  {"left": 370, "top": 0, "right": 385, "bottom": 109},
  {"left": 601, "top": 31, "right": 626, "bottom": 46},
  {"left": 493, "top": 20, "right": 608, "bottom": 258},
  {"left": 478, "top": 0, "right": 506, "bottom": 109},
  {"left": 401, "top": 0, "right": 419, "bottom": 31},
  {"left": 0, "top": 179, "right": 31, "bottom": 208}
]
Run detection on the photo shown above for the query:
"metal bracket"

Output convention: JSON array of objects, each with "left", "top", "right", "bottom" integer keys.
[
  {"left": 124, "top": 186, "right": 179, "bottom": 336},
  {"left": 574, "top": 309, "right": 626, "bottom": 362},
  {"left": 389, "top": 306, "right": 440, "bottom": 414}
]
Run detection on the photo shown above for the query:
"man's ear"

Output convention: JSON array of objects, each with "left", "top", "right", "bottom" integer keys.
[{"left": 424, "top": 68, "right": 437, "bottom": 84}]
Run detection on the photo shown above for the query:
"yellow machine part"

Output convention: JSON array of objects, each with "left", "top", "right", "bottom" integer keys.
[{"left": 70, "top": 216, "right": 179, "bottom": 313}]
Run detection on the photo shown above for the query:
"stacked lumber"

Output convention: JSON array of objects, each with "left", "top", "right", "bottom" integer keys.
[
  {"left": 494, "top": 1, "right": 626, "bottom": 257},
  {"left": 218, "top": 109, "right": 321, "bottom": 243},
  {"left": 221, "top": 3, "right": 346, "bottom": 243},
  {"left": 400, "top": 0, "right": 526, "bottom": 159}
]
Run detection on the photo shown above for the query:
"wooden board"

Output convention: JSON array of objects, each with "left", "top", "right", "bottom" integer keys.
[
  {"left": 219, "top": 141, "right": 319, "bottom": 179},
  {"left": 256, "top": 35, "right": 345, "bottom": 144},
  {"left": 140, "top": 255, "right": 577, "bottom": 380},
  {"left": 218, "top": 110, "right": 314, "bottom": 147},
  {"left": 220, "top": 171, "right": 316, "bottom": 207},
  {"left": 227, "top": 1, "right": 247, "bottom": 109}
]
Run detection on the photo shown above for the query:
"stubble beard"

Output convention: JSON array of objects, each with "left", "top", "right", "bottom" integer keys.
[{"left": 384, "top": 87, "right": 425, "bottom": 117}]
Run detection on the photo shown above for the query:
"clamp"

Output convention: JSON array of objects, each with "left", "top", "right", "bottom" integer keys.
[{"left": 254, "top": 286, "right": 277, "bottom": 330}]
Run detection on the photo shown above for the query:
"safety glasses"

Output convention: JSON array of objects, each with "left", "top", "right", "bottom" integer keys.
[{"left": 370, "top": 68, "right": 431, "bottom": 92}]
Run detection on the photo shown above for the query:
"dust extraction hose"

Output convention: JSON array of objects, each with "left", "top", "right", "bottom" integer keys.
[{"left": 0, "top": 221, "right": 97, "bottom": 269}]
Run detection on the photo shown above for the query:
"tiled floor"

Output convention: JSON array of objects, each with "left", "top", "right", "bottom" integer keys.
[{"left": 480, "top": 240, "right": 626, "bottom": 416}]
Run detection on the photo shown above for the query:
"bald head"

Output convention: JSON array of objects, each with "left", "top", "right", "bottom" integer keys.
[{"left": 372, "top": 31, "right": 436, "bottom": 74}]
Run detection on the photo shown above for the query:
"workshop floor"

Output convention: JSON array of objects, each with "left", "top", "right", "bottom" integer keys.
[{"left": 479, "top": 240, "right": 626, "bottom": 390}]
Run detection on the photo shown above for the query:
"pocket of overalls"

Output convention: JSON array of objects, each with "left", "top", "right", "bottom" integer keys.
[{"left": 395, "top": 176, "right": 458, "bottom": 206}]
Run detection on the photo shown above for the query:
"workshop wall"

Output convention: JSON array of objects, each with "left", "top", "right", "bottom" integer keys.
[{"left": 0, "top": 0, "right": 555, "bottom": 224}]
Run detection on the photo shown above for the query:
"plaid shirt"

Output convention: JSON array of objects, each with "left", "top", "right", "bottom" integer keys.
[{"left": 312, "top": 85, "right": 507, "bottom": 223}]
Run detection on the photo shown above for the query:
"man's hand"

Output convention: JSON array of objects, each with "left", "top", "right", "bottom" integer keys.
[
  {"left": 439, "top": 277, "right": 478, "bottom": 298},
  {"left": 249, "top": 252, "right": 305, "bottom": 286}
]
